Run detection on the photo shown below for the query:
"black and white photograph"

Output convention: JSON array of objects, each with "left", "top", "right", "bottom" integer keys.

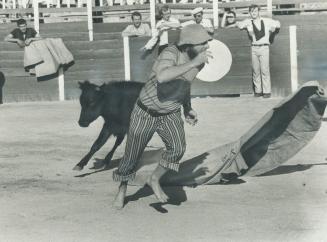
[{"left": 0, "top": 0, "right": 327, "bottom": 241}]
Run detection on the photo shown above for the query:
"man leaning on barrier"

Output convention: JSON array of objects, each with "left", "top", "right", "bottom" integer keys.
[
  {"left": 182, "top": 7, "right": 214, "bottom": 35},
  {"left": 4, "top": 18, "right": 42, "bottom": 48},
  {"left": 121, "top": 11, "right": 152, "bottom": 37},
  {"left": 142, "top": 5, "right": 181, "bottom": 55}
]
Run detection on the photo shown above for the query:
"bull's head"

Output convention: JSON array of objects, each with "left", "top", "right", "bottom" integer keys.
[{"left": 78, "top": 81, "right": 105, "bottom": 127}]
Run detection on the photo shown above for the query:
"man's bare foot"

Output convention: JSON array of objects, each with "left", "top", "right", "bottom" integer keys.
[
  {"left": 112, "top": 183, "right": 127, "bottom": 210},
  {"left": 147, "top": 176, "right": 168, "bottom": 203}
]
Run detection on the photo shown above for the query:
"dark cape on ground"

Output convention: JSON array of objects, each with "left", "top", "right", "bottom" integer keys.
[{"left": 132, "top": 81, "right": 327, "bottom": 186}]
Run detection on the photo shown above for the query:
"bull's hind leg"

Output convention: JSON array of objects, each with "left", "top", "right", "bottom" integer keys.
[
  {"left": 103, "top": 134, "right": 125, "bottom": 167},
  {"left": 73, "top": 124, "right": 112, "bottom": 171}
]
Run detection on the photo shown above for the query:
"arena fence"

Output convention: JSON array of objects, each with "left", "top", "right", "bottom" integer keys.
[{"left": 0, "top": 0, "right": 327, "bottom": 102}]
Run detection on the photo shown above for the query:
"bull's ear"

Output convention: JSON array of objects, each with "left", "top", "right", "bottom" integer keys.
[{"left": 78, "top": 80, "right": 90, "bottom": 89}]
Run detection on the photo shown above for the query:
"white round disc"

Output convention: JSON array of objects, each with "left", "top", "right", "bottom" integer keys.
[{"left": 196, "top": 39, "right": 232, "bottom": 82}]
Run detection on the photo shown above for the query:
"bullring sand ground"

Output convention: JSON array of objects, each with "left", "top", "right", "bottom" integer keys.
[{"left": 0, "top": 96, "right": 327, "bottom": 242}]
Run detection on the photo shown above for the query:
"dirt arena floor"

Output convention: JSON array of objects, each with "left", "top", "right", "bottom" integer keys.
[{"left": 0, "top": 96, "right": 327, "bottom": 242}]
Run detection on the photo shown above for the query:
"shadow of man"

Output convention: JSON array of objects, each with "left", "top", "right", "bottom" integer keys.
[{"left": 125, "top": 185, "right": 188, "bottom": 214}]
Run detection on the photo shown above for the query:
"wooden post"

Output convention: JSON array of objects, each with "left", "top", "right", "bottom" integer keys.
[
  {"left": 33, "top": 0, "right": 40, "bottom": 33},
  {"left": 58, "top": 68, "right": 65, "bottom": 101},
  {"left": 99, "top": 0, "right": 103, "bottom": 6},
  {"left": 87, "top": 0, "right": 93, "bottom": 41},
  {"left": 150, "top": 0, "right": 156, "bottom": 36},
  {"left": 46, "top": 0, "right": 50, "bottom": 8},
  {"left": 123, "top": 37, "right": 131, "bottom": 81},
  {"left": 289, "top": 25, "right": 298, "bottom": 93},
  {"left": 213, "top": 0, "right": 219, "bottom": 29},
  {"left": 67, "top": 0, "right": 71, "bottom": 8},
  {"left": 267, "top": 0, "right": 272, "bottom": 18},
  {"left": 13, "top": 0, "right": 16, "bottom": 9},
  {"left": 2, "top": 0, "right": 5, "bottom": 9},
  {"left": 57, "top": 0, "right": 61, "bottom": 8}
]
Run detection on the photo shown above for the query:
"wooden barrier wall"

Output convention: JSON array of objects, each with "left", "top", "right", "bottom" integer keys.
[
  {"left": 0, "top": 14, "right": 327, "bottom": 102},
  {"left": 0, "top": 22, "right": 126, "bottom": 102},
  {"left": 128, "top": 23, "right": 291, "bottom": 96}
]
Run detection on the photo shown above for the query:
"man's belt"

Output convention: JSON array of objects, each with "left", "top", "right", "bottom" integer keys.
[
  {"left": 137, "top": 100, "right": 179, "bottom": 117},
  {"left": 252, "top": 44, "right": 269, "bottom": 47}
]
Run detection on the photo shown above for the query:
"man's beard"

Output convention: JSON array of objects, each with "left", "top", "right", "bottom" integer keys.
[
  {"left": 186, "top": 47, "right": 198, "bottom": 60},
  {"left": 187, "top": 47, "right": 205, "bottom": 71}
]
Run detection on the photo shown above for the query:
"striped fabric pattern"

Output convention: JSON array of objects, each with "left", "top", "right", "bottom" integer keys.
[
  {"left": 113, "top": 104, "right": 186, "bottom": 182},
  {"left": 139, "top": 45, "right": 198, "bottom": 114}
]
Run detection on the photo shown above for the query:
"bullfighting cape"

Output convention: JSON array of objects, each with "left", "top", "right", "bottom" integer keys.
[{"left": 131, "top": 81, "right": 327, "bottom": 186}]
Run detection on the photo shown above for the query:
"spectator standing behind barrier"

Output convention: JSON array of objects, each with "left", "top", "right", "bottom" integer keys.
[
  {"left": 142, "top": 5, "right": 181, "bottom": 55},
  {"left": 221, "top": 10, "right": 236, "bottom": 28},
  {"left": 4, "top": 18, "right": 41, "bottom": 48},
  {"left": 112, "top": 25, "right": 213, "bottom": 209},
  {"left": 227, "top": 5, "right": 280, "bottom": 98},
  {"left": 182, "top": 7, "right": 214, "bottom": 35},
  {"left": 122, "top": 12, "right": 152, "bottom": 37}
]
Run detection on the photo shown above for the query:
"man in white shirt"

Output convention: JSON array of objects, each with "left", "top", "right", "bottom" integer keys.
[
  {"left": 232, "top": 5, "right": 280, "bottom": 98},
  {"left": 122, "top": 12, "right": 152, "bottom": 37},
  {"left": 182, "top": 7, "right": 214, "bottom": 34},
  {"left": 143, "top": 5, "right": 181, "bottom": 55}
]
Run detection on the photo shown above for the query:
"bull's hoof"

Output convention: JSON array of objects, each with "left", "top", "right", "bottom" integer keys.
[{"left": 73, "top": 165, "right": 83, "bottom": 171}]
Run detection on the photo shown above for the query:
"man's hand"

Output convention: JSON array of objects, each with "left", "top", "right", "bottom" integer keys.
[
  {"left": 25, "top": 38, "right": 33, "bottom": 46},
  {"left": 185, "top": 109, "right": 198, "bottom": 126},
  {"left": 139, "top": 46, "right": 151, "bottom": 52},
  {"left": 191, "top": 51, "right": 213, "bottom": 67},
  {"left": 16, "top": 39, "right": 25, "bottom": 48}
]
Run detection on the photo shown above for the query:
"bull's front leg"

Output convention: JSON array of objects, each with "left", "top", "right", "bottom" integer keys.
[
  {"left": 103, "top": 134, "right": 125, "bottom": 167},
  {"left": 73, "top": 123, "right": 112, "bottom": 171}
]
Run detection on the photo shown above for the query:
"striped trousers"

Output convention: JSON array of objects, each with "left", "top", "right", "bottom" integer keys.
[{"left": 113, "top": 104, "right": 186, "bottom": 182}]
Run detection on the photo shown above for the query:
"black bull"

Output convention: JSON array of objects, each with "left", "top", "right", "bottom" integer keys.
[
  {"left": 74, "top": 80, "right": 191, "bottom": 171},
  {"left": 73, "top": 81, "right": 144, "bottom": 170}
]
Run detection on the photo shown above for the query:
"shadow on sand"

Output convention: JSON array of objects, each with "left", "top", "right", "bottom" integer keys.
[
  {"left": 74, "top": 158, "right": 120, "bottom": 178},
  {"left": 125, "top": 185, "right": 187, "bottom": 214},
  {"left": 257, "top": 162, "right": 327, "bottom": 177},
  {"left": 74, "top": 150, "right": 325, "bottom": 212}
]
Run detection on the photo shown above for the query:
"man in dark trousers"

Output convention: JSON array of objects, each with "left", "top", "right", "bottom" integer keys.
[{"left": 112, "top": 24, "right": 212, "bottom": 209}]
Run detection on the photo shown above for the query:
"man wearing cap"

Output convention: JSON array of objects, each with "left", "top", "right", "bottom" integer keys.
[
  {"left": 112, "top": 24, "right": 212, "bottom": 209},
  {"left": 182, "top": 7, "right": 214, "bottom": 34},
  {"left": 229, "top": 4, "right": 280, "bottom": 98}
]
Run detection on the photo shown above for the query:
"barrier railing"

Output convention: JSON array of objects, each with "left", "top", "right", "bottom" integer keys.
[{"left": 1, "top": 0, "right": 326, "bottom": 102}]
